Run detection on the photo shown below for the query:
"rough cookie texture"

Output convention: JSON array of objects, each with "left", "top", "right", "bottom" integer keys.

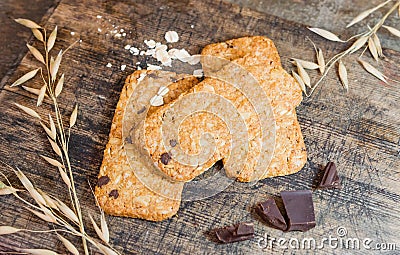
[
  {"left": 95, "top": 71, "right": 198, "bottom": 221},
  {"left": 143, "top": 36, "right": 307, "bottom": 182},
  {"left": 97, "top": 36, "right": 307, "bottom": 221}
]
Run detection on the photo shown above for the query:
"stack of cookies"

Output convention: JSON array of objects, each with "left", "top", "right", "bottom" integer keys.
[{"left": 95, "top": 36, "right": 307, "bottom": 221}]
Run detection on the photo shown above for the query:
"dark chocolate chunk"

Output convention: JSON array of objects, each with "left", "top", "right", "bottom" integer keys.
[
  {"left": 281, "top": 190, "right": 315, "bottom": 232},
  {"left": 160, "top": 152, "right": 171, "bottom": 165},
  {"left": 125, "top": 136, "right": 132, "bottom": 144},
  {"left": 109, "top": 189, "right": 119, "bottom": 199},
  {"left": 97, "top": 176, "right": 110, "bottom": 187},
  {"left": 318, "top": 162, "right": 341, "bottom": 189},
  {"left": 256, "top": 198, "right": 287, "bottom": 231},
  {"left": 215, "top": 222, "right": 254, "bottom": 243},
  {"left": 169, "top": 139, "right": 177, "bottom": 147},
  {"left": 147, "top": 73, "right": 158, "bottom": 78},
  {"left": 137, "top": 106, "right": 146, "bottom": 114}
]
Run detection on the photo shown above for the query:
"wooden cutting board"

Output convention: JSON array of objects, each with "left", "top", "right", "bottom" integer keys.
[{"left": 0, "top": 0, "right": 399, "bottom": 254}]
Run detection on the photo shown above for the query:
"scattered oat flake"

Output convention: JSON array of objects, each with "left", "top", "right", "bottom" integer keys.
[
  {"left": 155, "top": 44, "right": 168, "bottom": 52},
  {"left": 70, "top": 32, "right": 75, "bottom": 35},
  {"left": 150, "top": 95, "right": 164, "bottom": 106},
  {"left": 97, "top": 15, "right": 102, "bottom": 19},
  {"left": 174, "top": 49, "right": 191, "bottom": 62},
  {"left": 155, "top": 49, "right": 170, "bottom": 64},
  {"left": 98, "top": 28, "right": 102, "bottom": 32},
  {"left": 161, "top": 58, "right": 172, "bottom": 67},
  {"left": 165, "top": 31, "right": 179, "bottom": 43},
  {"left": 147, "top": 64, "right": 162, "bottom": 70},
  {"left": 157, "top": 86, "right": 169, "bottom": 96},
  {"left": 124, "top": 44, "right": 131, "bottom": 50},
  {"left": 137, "top": 73, "right": 147, "bottom": 82},
  {"left": 145, "top": 49, "right": 156, "bottom": 56},
  {"left": 106, "top": 63, "right": 112, "bottom": 68},
  {"left": 188, "top": 55, "right": 201, "bottom": 65},
  {"left": 168, "top": 49, "right": 179, "bottom": 59},
  {"left": 159, "top": 55, "right": 172, "bottom": 67},
  {"left": 144, "top": 39, "right": 156, "bottom": 48},
  {"left": 121, "top": 65, "right": 126, "bottom": 71},
  {"left": 191, "top": 25, "right": 194, "bottom": 28},
  {"left": 122, "top": 33, "right": 126, "bottom": 36},
  {"left": 193, "top": 69, "right": 204, "bottom": 77},
  {"left": 129, "top": 47, "right": 139, "bottom": 55}
]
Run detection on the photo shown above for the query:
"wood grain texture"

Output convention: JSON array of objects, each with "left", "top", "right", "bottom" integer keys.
[
  {"left": 0, "top": 0, "right": 399, "bottom": 254},
  {"left": 0, "top": 0, "right": 60, "bottom": 89}
]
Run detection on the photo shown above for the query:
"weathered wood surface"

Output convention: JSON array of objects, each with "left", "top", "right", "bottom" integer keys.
[
  {"left": 0, "top": 0, "right": 60, "bottom": 85},
  {"left": 0, "top": 0, "right": 399, "bottom": 254}
]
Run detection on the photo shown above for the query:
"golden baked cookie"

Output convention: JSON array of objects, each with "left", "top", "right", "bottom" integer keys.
[
  {"left": 95, "top": 71, "right": 198, "bottom": 221},
  {"left": 142, "top": 36, "right": 306, "bottom": 182}
]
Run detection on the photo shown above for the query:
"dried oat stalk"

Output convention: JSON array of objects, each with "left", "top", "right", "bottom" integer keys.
[
  {"left": 1, "top": 19, "right": 121, "bottom": 255},
  {"left": 292, "top": 0, "right": 400, "bottom": 96}
]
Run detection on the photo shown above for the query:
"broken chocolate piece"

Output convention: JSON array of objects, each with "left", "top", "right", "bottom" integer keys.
[
  {"left": 97, "top": 176, "right": 110, "bottom": 187},
  {"left": 281, "top": 190, "right": 315, "bottom": 232},
  {"left": 256, "top": 198, "right": 287, "bottom": 231},
  {"left": 109, "top": 189, "right": 119, "bottom": 199},
  {"left": 137, "top": 106, "right": 146, "bottom": 114},
  {"left": 318, "top": 162, "right": 341, "bottom": 189},
  {"left": 215, "top": 222, "right": 254, "bottom": 243},
  {"left": 160, "top": 152, "right": 171, "bottom": 165},
  {"left": 169, "top": 139, "right": 177, "bottom": 147}
]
